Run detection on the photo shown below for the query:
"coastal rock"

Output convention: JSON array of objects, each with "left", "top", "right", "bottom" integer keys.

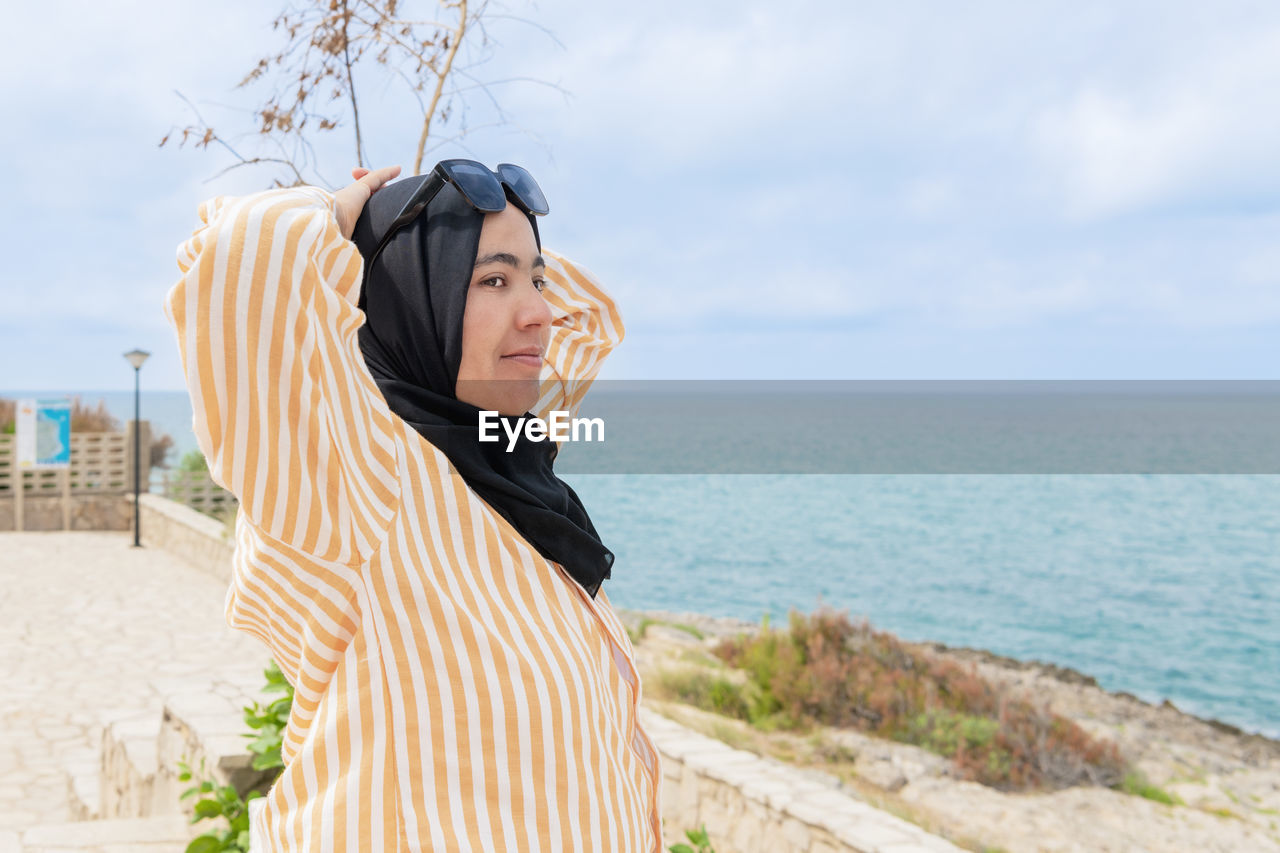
[{"left": 624, "top": 607, "right": 1280, "bottom": 853}]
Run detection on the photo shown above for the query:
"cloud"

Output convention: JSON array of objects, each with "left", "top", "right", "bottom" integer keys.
[
  {"left": 1034, "top": 25, "right": 1280, "bottom": 218},
  {"left": 5, "top": 0, "right": 1280, "bottom": 387}
]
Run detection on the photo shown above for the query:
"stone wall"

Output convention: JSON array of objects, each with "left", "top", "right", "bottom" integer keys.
[
  {"left": 136, "top": 494, "right": 234, "bottom": 584},
  {"left": 645, "top": 710, "right": 962, "bottom": 853},
  {"left": 0, "top": 494, "right": 130, "bottom": 531}
]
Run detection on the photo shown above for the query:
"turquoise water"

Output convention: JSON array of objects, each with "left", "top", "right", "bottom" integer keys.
[
  {"left": 13, "top": 391, "right": 1278, "bottom": 738},
  {"left": 569, "top": 474, "right": 1279, "bottom": 739}
]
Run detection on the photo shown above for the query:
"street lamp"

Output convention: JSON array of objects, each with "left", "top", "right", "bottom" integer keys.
[{"left": 123, "top": 349, "right": 150, "bottom": 547}]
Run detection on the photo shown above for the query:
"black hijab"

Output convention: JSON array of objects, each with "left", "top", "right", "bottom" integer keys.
[{"left": 351, "top": 175, "right": 614, "bottom": 597}]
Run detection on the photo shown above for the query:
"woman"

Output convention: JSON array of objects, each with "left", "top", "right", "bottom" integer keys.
[{"left": 165, "top": 162, "right": 662, "bottom": 851}]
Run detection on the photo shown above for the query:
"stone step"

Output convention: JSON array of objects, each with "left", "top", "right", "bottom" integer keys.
[
  {"left": 152, "top": 679, "right": 278, "bottom": 814},
  {"left": 63, "top": 748, "right": 100, "bottom": 823},
  {"left": 98, "top": 709, "right": 164, "bottom": 820},
  {"left": 15, "top": 815, "right": 207, "bottom": 852}
]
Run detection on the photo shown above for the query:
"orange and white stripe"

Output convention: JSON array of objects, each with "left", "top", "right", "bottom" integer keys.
[{"left": 164, "top": 186, "right": 661, "bottom": 851}]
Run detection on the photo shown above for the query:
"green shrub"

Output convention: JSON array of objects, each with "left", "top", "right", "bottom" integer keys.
[
  {"left": 180, "top": 660, "right": 294, "bottom": 852},
  {"left": 713, "top": 607, "right": 1129, "bottom": 792},
  {"left": 178, "top": 449, "right": 210, "bottom": 473},
  {"left": 907, "top": 710, "right": 1000, "bottom": 755},
  {"left": 241, "top": 660, "right": 294, "bottom": 770},
  {"left": 177, "top": 757, "right": 259, "bottom": 852},
  {"left": 669, "top": 824, "right": 716, "bottom": 853},
  {"left": 653, "top": 669, "right": 754, "bottom": 722}
]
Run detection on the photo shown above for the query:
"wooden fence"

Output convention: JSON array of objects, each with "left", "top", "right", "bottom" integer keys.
[
  {"left": 0, "top": 423, "right": 240, "bottom": 526},
  {"left": 0, "top": 423, "right": 148, "bottom": 496}
]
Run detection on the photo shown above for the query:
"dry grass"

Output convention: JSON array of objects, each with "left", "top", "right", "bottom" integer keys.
[{"left": 689, "top": 607, "right": 1129, "bottom": 792}]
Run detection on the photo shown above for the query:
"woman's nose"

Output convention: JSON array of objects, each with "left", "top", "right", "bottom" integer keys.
[{"left": 516, "top": 280, "right": 553, "bottom": 328}]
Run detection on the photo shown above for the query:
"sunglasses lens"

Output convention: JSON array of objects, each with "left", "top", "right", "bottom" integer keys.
[
  {"left": 444, "top": 161, "right": 508, "bottom": 211},
  {"left": 497, "top": 164, "right": 549, "bottom": 216}
]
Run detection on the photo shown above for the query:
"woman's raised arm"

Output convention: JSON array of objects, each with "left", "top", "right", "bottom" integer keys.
[
  {"left": 533, "top": 251, "right": 626, "bottom": 423},
  {"left": 164, "top": 178, "right": 401, "bottom": 566}
]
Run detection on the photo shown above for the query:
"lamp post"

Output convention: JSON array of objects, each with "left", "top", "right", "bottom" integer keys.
[{"left": 123, "top": 349, "right": 150, "bottom": 547}]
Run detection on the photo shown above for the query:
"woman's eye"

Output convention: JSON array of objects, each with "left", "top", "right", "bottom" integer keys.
[
  {"left": 533, "top": 278, "right": 547, "bottom": 292},
  {"left": 480, "top": 276, "right": 504, "bottom": 288}
]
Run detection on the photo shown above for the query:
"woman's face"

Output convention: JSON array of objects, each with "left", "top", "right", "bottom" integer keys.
[{"left": 455, "top": 202, "right": 553, "bottom": 415}]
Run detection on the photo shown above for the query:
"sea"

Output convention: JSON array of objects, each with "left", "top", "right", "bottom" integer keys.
[{"left": 8, "top": 388, "right": 1278, "bottom": 739}]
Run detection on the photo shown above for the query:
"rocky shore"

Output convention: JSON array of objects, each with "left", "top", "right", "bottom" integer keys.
[{"left": 619, "top": 608, "right": 1280, "bottom": 853}]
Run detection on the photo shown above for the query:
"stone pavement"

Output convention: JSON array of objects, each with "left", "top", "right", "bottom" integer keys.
[{"left": 0, "top": 531, "right": 269, "bottom": 848}]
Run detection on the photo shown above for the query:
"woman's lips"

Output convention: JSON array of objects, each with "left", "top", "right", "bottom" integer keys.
[{"left": 502, "top": 354, "right": 542, "bottom": 368}]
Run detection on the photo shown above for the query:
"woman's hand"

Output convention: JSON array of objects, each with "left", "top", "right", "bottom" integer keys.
[{"left": 334, "top": 165, "right": 402, "bottom": 240}]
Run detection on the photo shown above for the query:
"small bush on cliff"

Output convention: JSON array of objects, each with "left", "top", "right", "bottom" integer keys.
[
  {"left": 712, "top": 607, "right": 1128, "bottom": 792},
  {"left": 652, "top": 669, "right": 757, "bottom": 722}
]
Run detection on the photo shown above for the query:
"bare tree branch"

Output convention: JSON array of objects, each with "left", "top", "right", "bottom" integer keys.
[
  {"left": 340, "top": 0, "right": 367, "bottom": 167},
  {"left": 162, "top": 0, "right": 563, "bottom": 187},
  {"left": 415, "top": 0, "right": 469, "bottom": 174},
  {"left": 473, "top": 9, "right": 566, "bottom": 50},
  {"left": 206, "top": 156, "right": 308, "bottom": 187}
]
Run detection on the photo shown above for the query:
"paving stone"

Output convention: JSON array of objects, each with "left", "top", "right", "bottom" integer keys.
[
  {"left": 828, "top": 818, "right": 916, "bottom": 851},
  {"left": 0, "top": 533, "right": 266, "bottom": 837},
  {"left": 34, "top": 727, "right": 83, "bottom": 741},
  {"left": 22, "top": 815, "right": 201, "bottom": 847},
  {"left": 877, "top": 844, "right": 943, "bottom": 853},
  {"left": 0, "top": 810, "right": 39, "bottom": 830}
]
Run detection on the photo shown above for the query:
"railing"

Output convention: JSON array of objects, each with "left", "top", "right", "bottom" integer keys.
[{"left": 161, "top": 469, "right": 239, "bottom": 516}]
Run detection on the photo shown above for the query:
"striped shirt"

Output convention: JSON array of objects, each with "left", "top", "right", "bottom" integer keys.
[{"left": 164, "top": 186, "right": 662, "bottom": 852}]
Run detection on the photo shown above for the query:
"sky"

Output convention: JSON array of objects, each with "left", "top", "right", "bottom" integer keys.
[{"left": 2, "top": 0, "right": 1278, "bottom": 391}]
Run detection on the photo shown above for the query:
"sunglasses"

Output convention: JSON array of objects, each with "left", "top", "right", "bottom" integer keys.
[{"left": 363, "top": 159, "right": 549, "bottom": 285}]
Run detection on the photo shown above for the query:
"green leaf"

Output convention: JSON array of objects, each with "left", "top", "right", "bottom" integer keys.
[
  {"left": 251, "top": 748, "right": 283, "bottom": 771},
  {"left": 669, "top": 846, "right": 695, "bottom": 853},
  {"left": 246, "top": 733, "right": 277, "bottom": 751},
  {"left": 194, "top": 799, "right": 224, "bottom": 819},
  {"left": 185, "top": 835, "right": 224, "bottom": 853}
]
